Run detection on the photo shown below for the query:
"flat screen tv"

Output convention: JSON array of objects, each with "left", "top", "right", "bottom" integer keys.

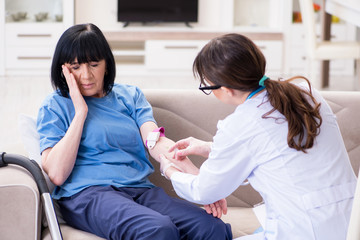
[{"left": 117, "top": 0, "right": 198, "bottom": 27}]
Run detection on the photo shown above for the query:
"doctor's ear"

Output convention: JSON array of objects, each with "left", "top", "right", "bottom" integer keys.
[{"left": 220, "top": 86, "right": 235, "bottom": 97}]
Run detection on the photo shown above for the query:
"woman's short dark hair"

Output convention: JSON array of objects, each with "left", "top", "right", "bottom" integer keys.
[{"left": 51, "top": 23, "right": 116, "bottom": 97}]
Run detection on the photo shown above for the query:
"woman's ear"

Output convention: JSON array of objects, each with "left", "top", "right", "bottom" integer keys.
[{"left": 220, "top": 86, "right": 235, "bottom": 97}]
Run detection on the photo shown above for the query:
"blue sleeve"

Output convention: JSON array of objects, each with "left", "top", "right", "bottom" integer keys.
[
  {"left": 36, "top": 95, "right": 72, "bottom": 154},
  {"left": 133, "top": 86, "right": 156, "bottom": 128}
]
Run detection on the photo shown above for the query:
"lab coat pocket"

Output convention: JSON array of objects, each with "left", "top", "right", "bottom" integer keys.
[
  {"left": 264, "top": 218, "right": 278, "bottom": 240},
  {"left": 302, "top": 181, "right": 356, "bottom": 240}
]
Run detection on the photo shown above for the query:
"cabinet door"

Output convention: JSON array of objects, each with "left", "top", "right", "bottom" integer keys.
[
  {"left": 5, "top": 24, "right": 63, "bottom": 47},
  {"left": 254, "top": 40, "right": 283, "bottom": 73},
  {"left": 5, "top": 47, "right": 53, "bottom": 69},
  {"left": 145, "top": 40, "right": 208, "bottom": 70}
]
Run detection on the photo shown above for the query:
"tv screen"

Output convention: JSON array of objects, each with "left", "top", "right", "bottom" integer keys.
[{"left": 117, "top": 0, "right": 198, "bottom": 24}]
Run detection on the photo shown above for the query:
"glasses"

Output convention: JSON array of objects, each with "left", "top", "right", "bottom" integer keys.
[{"left": 198, "top": 83, "right": 222, "bottom": 95}]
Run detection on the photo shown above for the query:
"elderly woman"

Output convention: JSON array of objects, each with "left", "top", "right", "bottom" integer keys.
[{"left": 37, "top": 23, "right": 232, "bottom": 240}]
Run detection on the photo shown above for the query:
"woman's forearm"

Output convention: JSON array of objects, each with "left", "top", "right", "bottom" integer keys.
[
  {"left": 139, "top": 122, "right": 199, "bottom": 175},
  {"left": 150, "top": 137, "right": 200, "bottom": 175},
  {"left": 42, "top": 113, "right": 87, "bottom": 186}
]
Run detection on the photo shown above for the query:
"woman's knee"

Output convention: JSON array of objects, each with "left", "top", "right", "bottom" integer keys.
[
  {"left": 113, "top": 214, "right": 179, "bottom": 240},
  {"left": 146, "top": 215, "right": 180, "bottom": 239},
  {"left": 189, "top": 217, "right": 233, "bottom": 240},
  {"left": 209, "top": 220, "right": 232, "bottom": 240}
]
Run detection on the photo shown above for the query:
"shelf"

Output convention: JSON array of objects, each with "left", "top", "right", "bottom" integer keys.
[
  {"left": 104, "top": 30, "right": 283, "bottom": 42},
  {"left": 1, "top": 0, "right": 74, "bottom": 75},
  {"left": 5, "top": 0, "right": 64, "bottom": 23},
  {"left": 112, "top": 50, "right": 145, "bottom": 57}
]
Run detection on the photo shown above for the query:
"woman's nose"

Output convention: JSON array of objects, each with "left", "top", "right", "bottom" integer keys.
[{"left": 81, "top": 65, "right": 91, "bottom": 78}]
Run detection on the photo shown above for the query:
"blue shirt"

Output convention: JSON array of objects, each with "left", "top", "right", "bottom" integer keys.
[{"left": 37, "top": 84, "right": 155, "bottom": 199}]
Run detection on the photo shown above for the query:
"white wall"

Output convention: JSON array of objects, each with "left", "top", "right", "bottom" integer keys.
[{"left": 0, "top": 0, "right": 4, "bottom": 75}]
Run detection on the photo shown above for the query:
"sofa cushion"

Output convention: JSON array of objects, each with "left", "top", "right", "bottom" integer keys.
[
  {"left": 18, "top": 114, "right": 42, "bottom": 165},
  {"left": 18, "top": 114, "right": 66, "bottom": 226},
  {"left": 18, "top": 114, "right": 55, "bottom": 189},
  {"left": 221, "top": 207, "right": 261, "bottom": 238},
  {"left": 321, "top": 91, "right": 360, "bottom": 176},
  {"left": 0, "top": 165, "right": 41, "bottom": 240},
  {"left": 42, "top": 224, "right": 106, "bottom": 240},
  {"left": 40, "top": 209, "right": 259, "bottom": 240}
]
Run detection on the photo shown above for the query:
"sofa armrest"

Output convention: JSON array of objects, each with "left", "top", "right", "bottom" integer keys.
[{"left": 0, "top": 164, "right": 42, "bottom": 240}]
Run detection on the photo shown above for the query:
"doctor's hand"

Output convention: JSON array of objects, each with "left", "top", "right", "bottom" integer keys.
[
  {"left": 204, "top": 198, "right": 228, "bottom": 218},
  {"left": 169, "top": 137, "right": 212, "bottom": 160},
  {"left": 62, "top": 65, "right": 88, "bottom": 117},
  {"left": 159, "top": 154, "right": 199, "bottom": 176}
]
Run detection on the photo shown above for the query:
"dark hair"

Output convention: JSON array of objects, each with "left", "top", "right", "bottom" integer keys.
[
  {"left": 51, "top": 23, "right": 116, "bottom": 97},
  {"left": 193, "top": 33, "right": 322, "bottom": 152}
]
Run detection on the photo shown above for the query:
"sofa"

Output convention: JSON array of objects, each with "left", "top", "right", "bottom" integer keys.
[{"left": 1, "top": 89, "right": 359, "bottom": 240}]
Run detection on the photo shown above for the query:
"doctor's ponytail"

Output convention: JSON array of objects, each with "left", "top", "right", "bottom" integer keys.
[{"left": 193, "top": 33, "right": 322, "bottom": 152}]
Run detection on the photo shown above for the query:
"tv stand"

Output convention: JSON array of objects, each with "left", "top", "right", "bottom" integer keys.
[
  {"left": 122, "top": 21, "right": 194, "bottom": 28},
  {"left": 184, "top": 22, "right": 193, "bottom": 28},
  {"left": 123, "top": 22, "right": 154, "bottom": 28}
]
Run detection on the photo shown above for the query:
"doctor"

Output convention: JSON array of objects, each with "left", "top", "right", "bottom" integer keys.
[{"left": 158, "top": 33, "right": 357, "bottom": 240}]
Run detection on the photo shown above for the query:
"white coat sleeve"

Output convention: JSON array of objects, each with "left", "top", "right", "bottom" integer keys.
[{"left": 170, "top": 123, "right": 259, "bottom": 205}]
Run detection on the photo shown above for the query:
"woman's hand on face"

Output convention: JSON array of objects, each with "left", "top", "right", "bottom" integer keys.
[
  {"left": 168, "top": 137, "right": 212, "bottom": 160},
  {"left": 62, "top": 65, "right": 88, "bottom": 117},
  {"left": 204, "top": 198, "right": 228, "bottom": 218}
]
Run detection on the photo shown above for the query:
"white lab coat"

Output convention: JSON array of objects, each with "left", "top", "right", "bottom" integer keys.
[{"left": 171, "top": 83, "right": 357, "bottom": 240}]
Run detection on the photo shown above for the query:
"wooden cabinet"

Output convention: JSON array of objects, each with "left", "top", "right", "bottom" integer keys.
[{"left": 145, "top": 40, "right": 208, "bottom": 70}]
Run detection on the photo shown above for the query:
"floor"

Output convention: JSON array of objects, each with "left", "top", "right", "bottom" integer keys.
[{"left": 0, "top": 71, "right": 358, "bottom": 156}]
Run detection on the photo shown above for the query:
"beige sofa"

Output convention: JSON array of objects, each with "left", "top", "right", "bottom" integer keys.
[{"left": 1, "top": 89, "right": 359, "bottom": 240}]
